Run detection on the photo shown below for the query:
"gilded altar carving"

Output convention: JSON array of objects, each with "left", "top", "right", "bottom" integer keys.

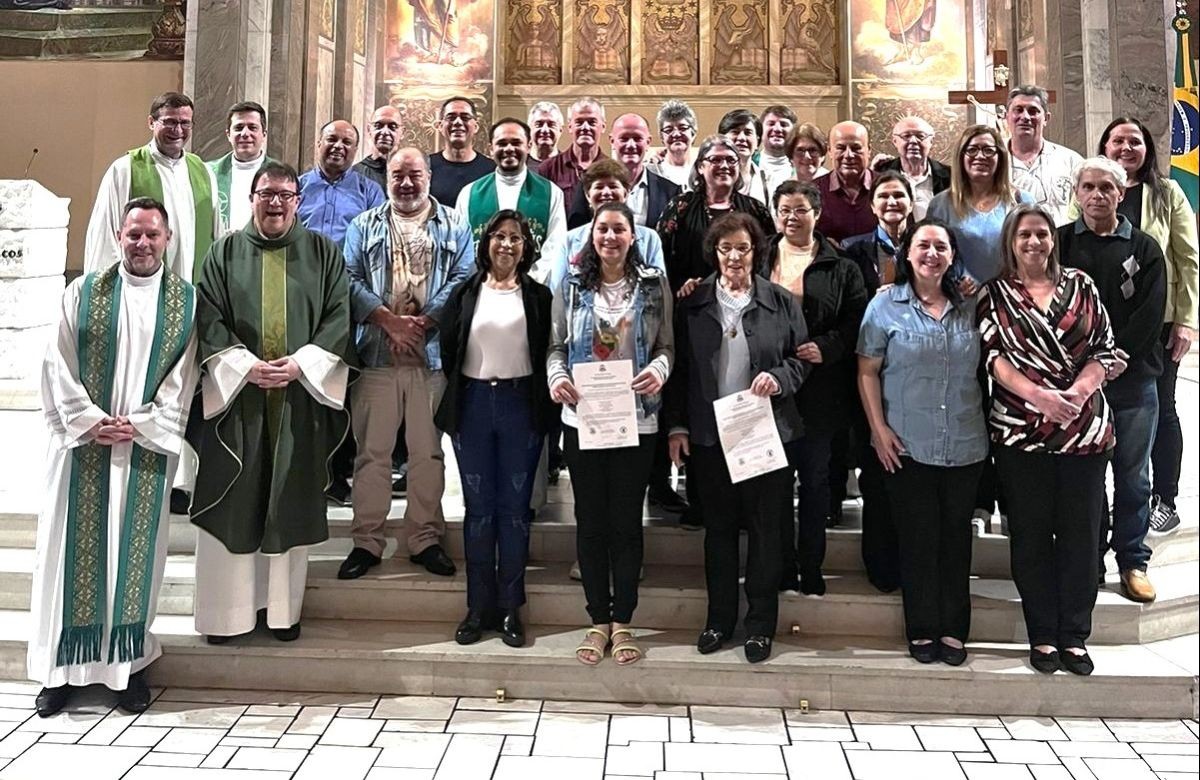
[
  {"left": 711, "top": 0, "right": 769, "bottom": 84},
  {"left": 354, "top": 0, "right": 367, "bottom": 55},
  {"left": 780, "top": 0, "right": 839, "bottom": 84},
  {"left": 388, "top": 90, "right": 494, "bottom": 154},
  {"left": 505, "top": 0, "right": 564, "bottom": 84},
  {"left": 1017, "top": 0, "right": 1034, "bottom": 41},
  {"left": 320, "top": 0, "right": 336, "bottom": 40},
  {"left": 573, "top": 0, "right": 631, "bottom": 84},
  {"left": 642, "top": 0, "right": 699, "bottom": 85}
]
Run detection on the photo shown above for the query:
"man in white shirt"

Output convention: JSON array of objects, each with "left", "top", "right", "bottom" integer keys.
[
  {"left": 207, "top": 100, "right": 271, "bottom": 234},
  {"left": 1006, "top": 85, "right": 1083, "bottom": 225},
  {"left": 758, "top": 105, "right": 798, "bottom": 204}
]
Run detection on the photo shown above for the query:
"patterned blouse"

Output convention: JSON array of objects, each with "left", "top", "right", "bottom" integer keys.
[{"left": 977, "top": 268, "right": 1118, "bottom": 454}]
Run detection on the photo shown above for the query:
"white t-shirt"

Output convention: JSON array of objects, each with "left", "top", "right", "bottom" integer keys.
[
  {"left": 1009, "top": 139, "right": 1083, "bottom": 226},
  {"left": 462, "top": 284, "right": 531, "bottom": 380}
]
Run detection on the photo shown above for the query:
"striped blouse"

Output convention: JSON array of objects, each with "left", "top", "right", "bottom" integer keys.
[{"left": 977, "top": 268, "right": 1118, "bottom": 454}]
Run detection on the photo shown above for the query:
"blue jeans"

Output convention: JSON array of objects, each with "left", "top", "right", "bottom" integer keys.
[
  {"left": 1105, "top": 378, "right": 1158, "bottom": 572},
  {"left": 451, "top": 379, "right": 544, "bottom": 612}
]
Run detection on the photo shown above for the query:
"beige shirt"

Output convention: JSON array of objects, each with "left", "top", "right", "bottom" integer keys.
[
  {"left": 772, "top": 240, "right": 814, "bottom": 299},
  {"left": 388, "top": 202, "right": 433, "bottom": 366}
]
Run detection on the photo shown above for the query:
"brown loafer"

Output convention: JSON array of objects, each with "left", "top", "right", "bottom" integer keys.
[{"left": 1119, "top": 569, "right": 1156, "bottom": 603}]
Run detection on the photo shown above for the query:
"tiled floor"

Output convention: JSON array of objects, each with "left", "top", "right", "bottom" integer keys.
[{"left": 0, "top": 683, "right": 1195, "bottom": 779}]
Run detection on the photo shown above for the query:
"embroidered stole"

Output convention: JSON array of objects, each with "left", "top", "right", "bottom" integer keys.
[
  {"left": 128, "top": 146, "right": 215, "bottom": 282},
  {"left": 466, "top": 172, "right": 553, "bottom": 250},
  {"left": 57, "top": 264, "right": 194, "bottom": 667},
  {"left": 208, "top": 153, "right": 271, "bottom": 229}
]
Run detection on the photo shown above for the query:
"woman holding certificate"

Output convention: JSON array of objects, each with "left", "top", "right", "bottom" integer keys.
[
  {"left": 435, "top": 210, "right": 554, "bottom": 648},
  {"left": 856, "top": 219, "right": 988, "bottom": 666},
  {"left": 665, "top": 212, "right": 809, "bottom": 663},
  {"left": 548, "top": 202, "right": 674, "bottom": 667}
]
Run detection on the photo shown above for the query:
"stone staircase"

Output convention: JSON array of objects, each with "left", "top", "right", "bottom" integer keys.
[{"left": 0, "top": 8, "right": 157, "bottom": 59}]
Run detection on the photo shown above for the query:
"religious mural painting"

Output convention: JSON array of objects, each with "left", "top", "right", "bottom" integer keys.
[
  {"left": 642, "top": 0, "right": 700, "bottom": 85},
  {"left": 711, "top": 0, "right": 769, "bottom": 84},
  {"left": 384, "top": 0, "right": 496, "bottom": 153},
  {"left": 573, "top": 0, "right": 631, "bottom": 84},
  {"left": 0, "top": 0, "right": 183, "bottom": 60},
  {"left": 504, "top": 0, "right": 564, "bottom": 83},
  {"left": 853, "top": 82, "right": 969, "bottom": 162},
  {"left": 780, "top": 0, "right": 840, "bottom": 85}
]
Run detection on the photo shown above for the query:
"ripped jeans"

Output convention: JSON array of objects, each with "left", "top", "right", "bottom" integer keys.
[{"left": 451, "top": 378, "right": 544, "bottom": 612}]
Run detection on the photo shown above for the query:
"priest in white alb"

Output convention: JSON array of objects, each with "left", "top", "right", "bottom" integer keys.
[
  {"left": 29, "top": 198, "right": 199, "bottom": 718},
  {"left": 207, "top": 99, "right": 273, "bottom": 234},
  {"left": 84, "top": 91, "right": 221, "bottom": 282}
]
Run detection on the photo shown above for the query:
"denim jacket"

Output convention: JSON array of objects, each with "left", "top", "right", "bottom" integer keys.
[
  {"left": 547, "top": 265, "right": 674, "bottom": 422},
  {"left": 342, "top": 198, "right": 475, "bottom": 370}
]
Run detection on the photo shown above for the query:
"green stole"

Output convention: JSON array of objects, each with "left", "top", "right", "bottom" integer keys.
[
  {"left": 57, "top": 264, "right": 194, "bottom": 667},
  {"left": 260, "top": 244, "right": 289, "bottom": 447},
  {"left": 207, "top": 153, "right": 272, "bottom": 230},
  {"left": 466, "top": 171, "right": 553, "bottom": 250},
  {"left": 128, "top": 146, "right": 215, "bottom": 282}
]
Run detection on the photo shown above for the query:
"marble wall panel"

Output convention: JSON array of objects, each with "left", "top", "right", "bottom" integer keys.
[
  {"left": 1108, "top": 0, "right": 1171, "bottom": 151},
  {"left": 268, "top": 0, "right": 308, "bottom": 166},
  {"left": 572, "top": 0, "right": 631, "bottom": 84},
  {"left": 642, "top": 0, "right": 700, "bottom": 85},
  {"left": 188, "top": 0, "right": 243, "bottom": 159},
  {"left": 315, "top": 39, "right": 336, "bottom": 148}
]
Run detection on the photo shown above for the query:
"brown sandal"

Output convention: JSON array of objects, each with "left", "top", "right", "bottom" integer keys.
[
  {"left": 575, "top": 628, "right": 609, "bottom": 666},
  {"left": 610, "top": 628, "right": 643, "bottom": 666}
]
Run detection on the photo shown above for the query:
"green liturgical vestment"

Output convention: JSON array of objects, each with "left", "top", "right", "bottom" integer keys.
[{"left": 190, "top": 221, "right": 353, "bottom": 554}]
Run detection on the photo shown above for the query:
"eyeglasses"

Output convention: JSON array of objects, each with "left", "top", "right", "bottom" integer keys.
[
  {"left": 717, "top": 243, "right": 754, "bottom": 257},
  {"left": 490, "top": 233, "right": 525, "bottom": 246},
  {"left": 894, "top": 132, "right": 932, "bottom": 142},
  {"left": 964, "top": 145, "right": 999, "bottom": 158},
  {"left": 704, "top": 156, "right": 740, "bottom": 169},
  {"left": 661, "top": 123, "right": 694, "bottom": 135},
  {"left": 155, "top": 118, "right": 193, "bottom": 130},
  {"left": 253, "top": 190, "right": 298, "bottom": 203},
  {"left": 794, "top": 146, "right": 824, "bottom": 158},
  {"left": 777, "top": 207, "right": 814, "bottom": 218},
  {"left": 442, "top": 112, "right": 475, "bottom": 125}
]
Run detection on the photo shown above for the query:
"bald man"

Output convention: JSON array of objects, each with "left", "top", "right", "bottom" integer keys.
[
  {"left": 814, "top": 121, "right": 876, "bottom": 242},
  {"left": 340, "top": 146, "right": 475, "bottom": 579},
  {"left": 873, "top": 115, "right": 950, "bottom": 220},
  {"left": 297, "top": 119, "right": 385, "bottom": 245},
  {"left": 353, "top": 105, "right": 404, "bottom": 191},
  {"left": 566, "top": 112, "right": 681, "bottom": 229}
]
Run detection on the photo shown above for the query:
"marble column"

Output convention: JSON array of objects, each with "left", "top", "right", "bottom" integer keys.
[
  {"left": 268, "top": 0, "right": 309, "bottom": 167},
  {"left": 1108, "top": 0, "right": 1172, "bottom": 156}
]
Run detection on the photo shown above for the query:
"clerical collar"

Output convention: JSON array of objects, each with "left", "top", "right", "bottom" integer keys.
[
  {"left": 118, "top": 260, "right": 164, "bottom": 286},
  {"left": 148, "top": 139, "right": 185, "bottom": 166},
  {"left": 233, "top": 152, "right": 267, "bottom": 170},
  {"left": 497, "top": 169, "right": 527, "bottom": 187},
  {"left": 245, "top": 219, "right": 304, "bottom": 249}
]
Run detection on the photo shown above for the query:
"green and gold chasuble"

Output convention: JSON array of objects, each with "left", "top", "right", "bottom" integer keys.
[
  {"left": 465, "top": 170, "right": 553, "bottom": 250},
  {"left": 190, "top": 221, "right": 354, "bottom": 555},
  {"left": 57, "top": 264, "right": 194, "bottom": 667},
  {"left": 128, "top": 146, "right": 216, "bottom": 282}
]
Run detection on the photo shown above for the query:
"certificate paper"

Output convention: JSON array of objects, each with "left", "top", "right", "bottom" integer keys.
[
  {"left": 574, "top": 360, "right": 639, "bottom": 450},
  {"left": 713, "top": 391, "right": 788, "bottom": 483}
]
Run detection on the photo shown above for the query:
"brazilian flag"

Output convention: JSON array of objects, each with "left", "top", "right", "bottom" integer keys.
[{"left": 1171, "top": 9, "right": 1199, "bottom": 210}]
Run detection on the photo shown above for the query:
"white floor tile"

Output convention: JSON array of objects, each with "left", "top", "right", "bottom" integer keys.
[
  {"left": 852, "top": 724, "right": 922, "bottom": 750},
  {"left": 0, "top": 744, "right": 146, "bottom": 779},
  {"left": 340, "top": 707, "right": 376, "bottom": 719},
  {"left": 654, "top": 773, "right": 701, "bottom": 780},
  {"left": 1141, "top": 753, "right": 1198, "bottom": 772},
  {"left": 979, "top": 728, "right": 1013, "bottom": 741},
  {"left": 289, "top": 706, "right": 338, "bottom": 735},
  {"left": 1050, "top": 741, "right": 1138, "bottom": 759},
  {"left": 669, "top": 717, "right": 691, "bottom": 743},
  {"left": 37, "top": 732, "right": 80, "bottom": 744},
  {"left": 277, "top": 734, "right": 319, "bottom": 750},
  {"left": 664, "top": 744, "right": 786, "bottom": 774},
  {"left": 220, "top": 736, "right": 277, "bottom": 748},
  {"left": 0, "top": 731, "right": 37, "bottom": 760},
  {"left": 226, "top": 747, "right": 308, "bottom": 771},
  {"left": 845, "top": 749, "right": 967, "bottom": 780},
  {"left": 17, "top": 708, "right": 105, "bottom": 734},
  {"left": 1056, "top": 719, "right": 1116, "bottom": 742},
  {"left": 1057, "top": 757, "right": 1097, "bottom": 780},
  {"left": 231, "top": 715, "right": 294, "bottom": 738},
  {"left": 199, "top": 744, "right": 236, "bottom": 768},
  {"left": 245, "top": 705, "right": 301, "bottom": 718},
  {"left": 544, "top": 702, "right": 686, "bottom": 717},
  {"left": 320, "top": 717, "right": 385, "bottom": 746},
  {"left": 447, "top": 709, "right": 539, "bottom": 736},
  {"left": 382, "top": 720, "right": 447, "bottom": 733},
  {"left": 962, "top": 765, "right": 1035, "bottom": 779},
  {"left": 0, "top": 711, "right": 31, "bottom": 724},
  {"left": 373, "top": 732, "right": 451, "bottom": 768},
  {"left": 294, "top": 745, "right": 381, "bottom": 780},
  {"left": 113, "top": 726, "right": 168, "bottom": 747},
  {"left": 1028, "top": 766, "right": 1073, "bottom": 780},
  {"left": 916, "top": 726, "right": 986, "bottom": 752},
  {"left": 1002, "top": 717, "right": 1069, "bottom": 742},
  {"left": 138, "top": 752, "right": 205, "bottom": 768},
  {"left": 367, "top": 769, "right": 435, "bottom": 780},
  {"left": 124, "top": 769, "right": 292, "bottom": 779},
  {"left": 784, "top": 710, "right": 849, "bottom": 728},
  {"left": 492, "top": 755, "right": 605, "bottom": 780},
  {"left": 155, "top": 727, "right": 225, "bottom": 755},
  {"left": 610, "top": 715, "right": 670, "bottom": 746},
  {"left": 987, "top": 740, "right": 1062, "bottom": 765},
  {"left": 373, "top": 696, "right": 457, "bottom": 720},
  {"left": 606, "top": 742, "right": 664, "bottom": 776},
  {"left": 133, "top": 702, "right": 246, "bottom": 729},
  {"left": 1130, "top": 742, "right": 1199, "bottom": 755},
  {"left": 434, "top": 733, "right": 504, "bottom": 780},
  {"left": 533, "top": 712, "right": 608, "bottom": 758},
  {"left": 503, "top": 735, "right": 534, "bottom": 756},
  {"left": 1081, "top": 757, "right": 1159, "bottom": 780},
  {"left": 77, "top": 710, "right": 137, "bottom": 746},
  {"left": 782, "top": 742, "right": 851, "bottom": 780},
  {"left": 1104, "top": 720, "right": 1198, "bottom": 743},
  {"left": 457, "top": 697, "right": 542, "bottom": 712},
  {"left": 958, "top": 753, "right": 995, "bottom": 762},
  {"left": 690, "top": 706, "right": 787, "bottom": 745},
  {"left": 788, "top": 726, "right": 855, "bottom": 742}
]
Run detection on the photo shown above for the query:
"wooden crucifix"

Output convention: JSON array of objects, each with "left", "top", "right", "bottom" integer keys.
[{"left": 948, "top": 50, "right": 1056, "bottom": 129}]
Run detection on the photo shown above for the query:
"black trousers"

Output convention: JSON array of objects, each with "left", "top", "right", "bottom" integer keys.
[
  {"left": 563, "top": 427, "right": 655, "bottom": 625},
  {"left": 1152, "top": 324, "right": 1182, "bottom": 507},
  {"left": 885, "top": 458, "right": 982, "bottom": 642},
  {"left": 693, "top": 443, "right": 792, "bottom": 638},
  {"left": 780, "top": 430, "right": 834, "bottom": 575},
  {"left": 855, "top": 421, "right": 901, "bottom": 589},
  {"left": 996, "top": 446, "right": 1109, "bottom": 648}
]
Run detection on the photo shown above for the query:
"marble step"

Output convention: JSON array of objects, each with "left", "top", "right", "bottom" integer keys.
[
  {"left": 0, "top": 610, "right": 1194, "bottom": 718},
  {"left": 1, "top": 543, "right": 1195, "bottom": 644},
  {"left": 0, "top": 27, "right": 153, "bottom": 59}
]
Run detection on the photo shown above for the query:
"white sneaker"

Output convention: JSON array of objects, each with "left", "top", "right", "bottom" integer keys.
[
  {"left": 998, "top": 514, "right": 1009, "bottom": 536},
  {"left": 569, "top": 560, "right": 582, "bottom": 581},
  {"left": 971, "top": 508, "right": 990, "bottom": 537}
]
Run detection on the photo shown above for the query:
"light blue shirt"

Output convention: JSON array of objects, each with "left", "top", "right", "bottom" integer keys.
[
  {"left": 926, "top": 189, "right": 1035, "bottom": 285},
  {"left": 857, "top": 282, "right": 988, "bottom": 468},
  {"left": 545, "top": 222, "right": 665, "bottom": 297},
  {"left": 297, "top": 168, "right": 386, "bottom": 245}
]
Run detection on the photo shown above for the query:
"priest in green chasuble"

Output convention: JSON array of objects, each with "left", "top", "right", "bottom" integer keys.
[
  {"left": 189, "top": 160, "right": 353, "bottom": 644},
  {"left": 29, "top": 199, "right": 199, "bottom": 718}
]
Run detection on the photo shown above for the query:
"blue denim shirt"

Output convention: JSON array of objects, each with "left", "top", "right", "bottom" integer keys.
[
  {"left": 297, "top": 168, "right": 386, "bottom": 245},
  {"left": 342, "top": 198, "right": 475, "bottom": 370},
  {"left": 545, "top": 223, "right": 665, "bottom": 296},
  {"left": 857, "top": 282, "right": 987, "bottom": 467}
]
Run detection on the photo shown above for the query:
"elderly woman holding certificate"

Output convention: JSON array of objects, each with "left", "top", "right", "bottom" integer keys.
[
  {"left": 548, "top": 202, "right": 674, "bottom": 667},
  {"left": 664, "top": 212, "right": 809, "bottom": 664}
]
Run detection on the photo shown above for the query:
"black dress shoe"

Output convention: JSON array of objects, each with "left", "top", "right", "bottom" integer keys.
[
  {"left": 35, "top": 685, "right": 72, "bottom": 718},
  {"left": 939, "top": 641, "right": 968, "bottom": 666},
  {"left": 869, "top": 577, "right": 901, "bottom": 594},
  {"left": 744, "top": 635, "right": 773, "bottom": 663},
  {"left": 169, "top": 488, "right": 190, "bottom": 515},
  {"left": 547, "top": 467, "right": 560, "bottom": 486},
  {"left": 410, "top": 544, "right": 456, "bottom": 576},
  {"left": 1060, "top": 650, "right": 1094, "bottom": 676},
  {"left": 325, "top": 478, "right": 352, "bottom": 506},
  {"left": 455, "top": 611, "right": 488, "bottom": 645},
  {"left": 696, "top": 628, "right": 727, "bottom": 655},
  {"left": 500, "top": 609, "right": 525, "bottom": 648},
  {"left": 908, "top": 640, "right": 939, "bottom": 664},
  {"left": 799, "top": 569, "right": 826, "bottom": 596},
  {"left": 678, "top": 510, "right": 703, "bottom": 531},
  {"left": 271, "top": 623, "right": 301, "bottom": 642},
  {"left": 338, "top": 547, "right": 382, "bottom": 580},
  {"left": 647, "top": 485, "right": 689, "bottom": 514},
  {"left": 206, "top": 634, "right": 232, "bottom": 645},
  {"left": 1030, "top": 648, "right": 1060, "bottom": 674},
  {"left": 778, "top": 576, "right": 800, "bottom": 593},
  {"left": 117, "top": 671, "right": 152, "bottom": 714}
]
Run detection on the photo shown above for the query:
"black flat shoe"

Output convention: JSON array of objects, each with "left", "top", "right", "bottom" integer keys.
[
  {"left": 35, "top": 685, "right": 72, "bottom": 718},
  {"left": 908, "top": 641, "right": 939, "bottom": 664},
  {"left": 799, "top": 569, "right": 826, "bottom": 596},
  {"left": 696, "top": 628, "right": 727, "bottom": 655},
  {"left": 1060, "top": 650, "right": 1094, "bottom": 676},
  {"left": 271, "top": 623, "right": 301, "bottom": 642},
  {"left": 647, "top": 485, "right": 689, "bottom": 514},
  {"left": 869, "top": 576, "right": 900, "bottom": 594},
  {"left": 500, "top": 609, "right": 525, "bottom": 648},
  {"left": 410, "top": 545, "right": 456, "bottom": 576},
  {"left": 205, "top": 634, "right": 232, "bottom": 645},
  {"left": 325, "top": 478, "right": 352, "bottom": 506},
  {"left": 939, "top": 641, "right": 967, "bottom": 666},
  {"left": 338, "top": 547, "right": 382, "bottom": 580},
  {"left": 1030, "top": 648, "right": 1060, "bottom": 674},
  {"left": 744, "top": 635, "right": 772, "bottom": 664},
  {"left": 455, "top": 611, "right": 487, "bottom": 645},
  {"left": 117, "top": 671, "right": 152, "bottom": 714},
  {"left": 169, "top": 488, "right": 190, "bottom": 515}
]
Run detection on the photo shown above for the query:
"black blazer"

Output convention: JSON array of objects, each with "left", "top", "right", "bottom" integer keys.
[
  {"left": 566, "top": 168, "right": 681, "bottom": 229},
  {"left": 434, "top": 271, "right": 555, "bottom": 435},
  {"left": 873, "top": 156, "right": 952, "bottom": 194},
  {"left": 841, "top": 231, "right": 889, "bottom": 297},
  {"left": 664, "top": 275, "right": 810, "bottom": 448}
]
